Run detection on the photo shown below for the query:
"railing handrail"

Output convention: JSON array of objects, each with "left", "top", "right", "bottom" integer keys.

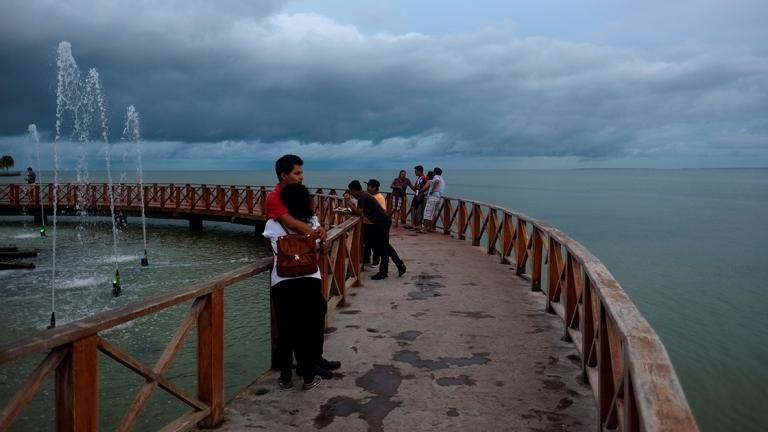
[
  {"left": 0, "top": 259, "right": 272, "bottom": 365},
  {"left": 0, "top": 213, "right": 360, "bottom": 365},
  {"left": 0, "top": 183, "right": 697, "bottom": 431}
]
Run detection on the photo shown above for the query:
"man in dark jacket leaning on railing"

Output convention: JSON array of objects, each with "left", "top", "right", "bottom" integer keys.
[{"left": 344, "top": 180, "right": 406, "bottom": 280}]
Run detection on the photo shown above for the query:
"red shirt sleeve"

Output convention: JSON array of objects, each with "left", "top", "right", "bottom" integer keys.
[{"left": 265, "top": 190, "right": 288, "bottom": 219}]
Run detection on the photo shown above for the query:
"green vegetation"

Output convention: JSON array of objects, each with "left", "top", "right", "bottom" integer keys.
[{"left": 0, "top": 155, "right": 15, "bottom": 172}]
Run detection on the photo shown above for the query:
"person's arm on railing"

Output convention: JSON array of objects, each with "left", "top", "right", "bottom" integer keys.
[
  {"left": 343, "top": 193, "right": 363, "bottom": 217},
  {"left": 276, "top": 213, "right": 327, "bottom": 241}
]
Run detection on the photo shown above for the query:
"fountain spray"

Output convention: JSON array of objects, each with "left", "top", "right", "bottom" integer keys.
[
  {"left": 49, "top": 42, "right": 82, "bottom": 328},
  {"left": 28, "top": 124, "right": 46, "bottom": 236},
  {"left": 123, "top": 105, "right": 148, "bottom": 266},
  {"left": 87, "top": 69, "right": 122, "bottom": 297}
]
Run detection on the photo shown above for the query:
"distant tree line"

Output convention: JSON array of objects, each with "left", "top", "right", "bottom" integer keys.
[{"left": 0, "top": 155, "right": 15, "bottom": 172}]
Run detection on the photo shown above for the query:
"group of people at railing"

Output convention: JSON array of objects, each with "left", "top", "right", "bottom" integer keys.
[
  {"left": 352, "top": 165, "right": 446, "bottom": 276},
  {"left": 387, "top": 165, "right": 446, "bottom": 233},
  {"left": 260, "top": 154, "right": 447, "bottom": 392}
]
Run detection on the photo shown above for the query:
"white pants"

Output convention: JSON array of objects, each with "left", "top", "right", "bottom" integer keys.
[{"left": 423, "top": 195, "right": 441, "bottom": 221}]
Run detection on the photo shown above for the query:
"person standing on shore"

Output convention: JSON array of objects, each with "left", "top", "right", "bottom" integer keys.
[
  {"left": 264, "top": 155, "right": 340, "bottom": 383},
  {"left": 345, "top": 180, "right": 406, "bottom": 280},
  {"left": 423, "top": 167, "right": 445, "bottom": 233},
  {"left": 389, "top": 170, "right": 412, "bottom": 227}
]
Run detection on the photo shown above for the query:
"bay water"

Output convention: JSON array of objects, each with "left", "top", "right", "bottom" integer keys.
[{"left": 1, "top": 169, "right": 766, "bottom": 431}]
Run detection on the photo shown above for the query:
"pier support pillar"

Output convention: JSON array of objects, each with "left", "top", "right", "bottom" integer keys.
[{"left": 189, "top": 215, "right": 203, "bottom": 231}]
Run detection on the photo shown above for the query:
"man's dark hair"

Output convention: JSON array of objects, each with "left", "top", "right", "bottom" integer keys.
[
  {"left": 427, "top": 171, "right": 434, "bottom": 179},
  {"left": 434, "top": 167, "right": 442, "bottom": 175},
  {"left": 280, "top": 183, "right": 314, "bottom": 222},
  {"left": 275, "top": 154, "right": 304, "bottom": 181},
  {"left": 414, "top": 165, "right": 424, "bottom": 173},
  {"left": 399, "top": 170, "right": 406, "bottom": 174},
  {"left": 348, "top": 180, "right": 363, "bottom": 191}
]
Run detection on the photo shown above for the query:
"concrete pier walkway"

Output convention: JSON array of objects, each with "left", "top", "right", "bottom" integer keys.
[{"left": 216, "top": 227, "right": 598, "bottom": 431}]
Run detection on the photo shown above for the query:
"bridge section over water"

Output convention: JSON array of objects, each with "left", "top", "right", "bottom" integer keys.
[
  {"left": 0, "top": 183, "right": 698, "bottom": 431},
  {"left": 217, "top": 227, "right": 598, "bottom": 431}
]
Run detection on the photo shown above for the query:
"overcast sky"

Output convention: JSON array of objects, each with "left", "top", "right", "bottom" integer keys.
[{"left": 1, "top": 0, "right": 767, "bottom": 169}]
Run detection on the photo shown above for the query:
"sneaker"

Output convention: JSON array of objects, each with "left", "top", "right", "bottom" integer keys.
[
  {"left": 302, "top": 376, "right": 322, "bottom": 391},
  {"left": 278, "top": 378, "right": 293, "bottom": 390},
  {"left": 319, "top": 357, "right": 341, "bottom": 370},
  {"left": 398, "top": 264, "right": 407, "bottom": 277},
  {"left": 314, "top": 366, "right": 334, "bottom": 379},
  {"left": 371, "top": 273, "right": 388, "bottom": 280}
]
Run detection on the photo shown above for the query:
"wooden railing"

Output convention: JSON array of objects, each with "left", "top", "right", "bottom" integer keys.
[
  {"left": 0, "top": 183, "right": 269, "bottom": 219},
  {"left": 0, "top": 201, "right": 363, "bottom": 432},
  {"left": 412, "top": 195, "right": 698, "bottom": 432},
  {"left": 0, "top": 183, "right": 697, "bottom": 431}
]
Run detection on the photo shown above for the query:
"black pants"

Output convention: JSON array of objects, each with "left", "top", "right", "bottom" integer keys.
[
  {"left": 363, "top": 223, "right": 380, "bottom": 264},
  {"left": 271, "top": 277, "right": 326, "bottom": 381},
  {"left": 373, "top": 218, "right": 404, "bottom": 275}
]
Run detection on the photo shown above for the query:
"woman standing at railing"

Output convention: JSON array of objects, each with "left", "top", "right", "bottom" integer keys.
[{"left": 262, "top": 183, "right": 328, "bottom": 391}]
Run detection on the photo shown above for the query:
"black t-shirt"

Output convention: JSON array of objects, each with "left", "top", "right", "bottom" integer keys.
[{"left": 357, "top": 192, "right": 389, "bottom": 225}]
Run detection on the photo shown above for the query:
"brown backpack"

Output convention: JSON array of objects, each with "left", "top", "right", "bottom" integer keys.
[{"left": 275, "top": 221, "right": 319, "bottom": 278}]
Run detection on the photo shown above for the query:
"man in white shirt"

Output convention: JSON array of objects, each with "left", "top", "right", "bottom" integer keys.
[{"left": 423, "top": 167, "right": 445, "bottom": 233}]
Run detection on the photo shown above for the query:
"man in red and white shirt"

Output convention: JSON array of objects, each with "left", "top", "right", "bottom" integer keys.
[
  {"left": 265, "top": 154, "right": 338, "bottom": 380},
  {"left": 265, "top": 154, "right": 327, "bottom": 240}
]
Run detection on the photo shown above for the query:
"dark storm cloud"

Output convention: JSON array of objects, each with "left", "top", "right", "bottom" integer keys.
[{"left": 1, "top": 1, "right": 767, "bottom": 163}]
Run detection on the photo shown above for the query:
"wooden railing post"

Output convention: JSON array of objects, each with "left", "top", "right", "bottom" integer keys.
[
  {"left": 56, "top": 335, "right": 98, "bottom": 432},
  {"left": 230, "top": 186, "right": 239, "bottom": 212},
  {"left": 203, "top": 185, "right": 211, "bottom": 210},
  {"left": 8, "top": 184, "right": 17, "bottom": 205},
  {"left": 487, "top": 209, "right": 498, "bottom": 255},
  {"left": 186, "top": 184, "right": 194, "bottom": 209},
  {"left": 216, "top": 186, "right": 224, "bottom": 211},
  {"left": 457, "top": 201, "right": 467, "bottom": 240},
  {"left": 515, "top": 220, "right": 529, "bottom": 275},
  {"left": 197, "top": 291, "right": 224, "bottom": 428},
  {"left": 334, "top": 234, "right": 348, "bottom": 307},
  {"left": 259, "top": 186, "right": 267, "bottom": 215},
  {"left": 531, "top": 228, "right": 543, "bottom": 291},
  {"left": 143, "top": 185, "right": 150, "bottom": 208},
  {"left": 350, "top": 219, "right": 362, "bottom": 287},
  {"left": 245, "top": 187, "right": 254, "bottom": 214},
  {"left": 442, "top": 199, "right": 452, "bottom": 235},
  {"left": 125, "top": 185, "right": 133, "bottom": 207},
  {"left": 173, "top": 184, "right": 181, "bottom": 209},
  {"left": 471, "top": 204, "right": 481, "bottom": 246}
]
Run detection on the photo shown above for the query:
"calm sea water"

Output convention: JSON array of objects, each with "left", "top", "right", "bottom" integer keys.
[{"left": 2, "top": 169, "right": 767, "bottom": 431}]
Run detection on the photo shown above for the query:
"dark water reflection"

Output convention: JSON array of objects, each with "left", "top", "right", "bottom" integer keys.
[{"left": 0, "top": 218, "right": 271, "bottom": 431}]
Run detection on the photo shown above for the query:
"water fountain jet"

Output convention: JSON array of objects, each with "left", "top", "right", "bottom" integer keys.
[
  {"left": 27, "top": 124, "right": 46, "bottom": 236},
  {"left": 123, "top": 105, "right": 149, "bottom": 267}
]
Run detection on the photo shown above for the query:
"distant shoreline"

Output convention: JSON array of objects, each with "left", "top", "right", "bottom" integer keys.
[{"left": 0, "top": 172, "right": 20, "bottom": 177}]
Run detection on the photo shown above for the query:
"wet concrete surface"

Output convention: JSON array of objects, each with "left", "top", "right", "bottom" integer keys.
[{"left": 206, "top": 228, "right": 597, "bottom": 431}]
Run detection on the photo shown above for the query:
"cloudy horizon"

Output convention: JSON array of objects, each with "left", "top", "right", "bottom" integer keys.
[{"left": 1, "top": 0, "right": 767, "bottom": 169}]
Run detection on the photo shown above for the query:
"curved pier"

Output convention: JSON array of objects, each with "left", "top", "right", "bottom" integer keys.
[{"left": 0, "top": 184, "right": 698, "bottom": 431}]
